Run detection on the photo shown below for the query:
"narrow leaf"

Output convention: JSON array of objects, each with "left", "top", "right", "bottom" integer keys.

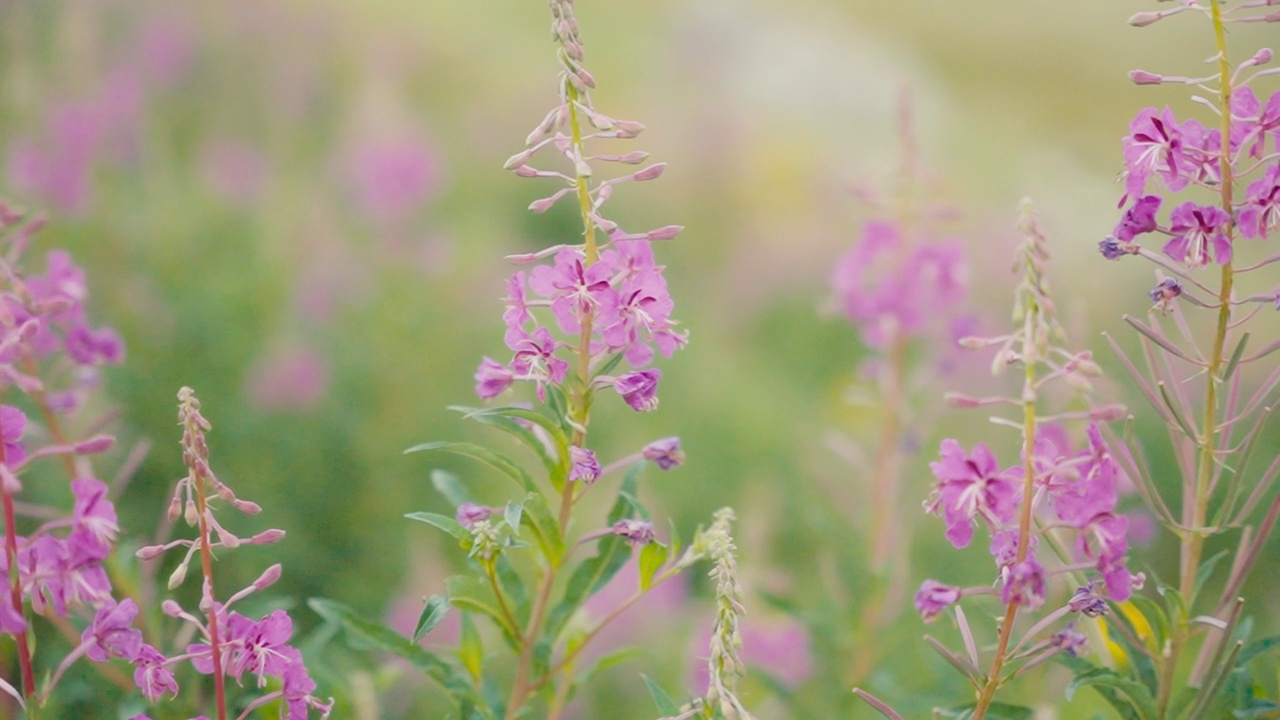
[
  {"left": 405, "top": 441, "right": 537, "bottom": 493},
  {"left": 638, "top": 542, "right": 669, "bottom": 591},
  {"left": 504, "top": 501, "right": 524, "bottom": 536},
  {"left": 406, "top": 512, "right": 466, "bottom": 539},
  {"left": 641, "top": 674, "right": 681, "bottom": 716},
  {"left": 431, "top": 469, "right": 474, "bottom": 507},
  {"left": 413, "top": 595, "right": 451, "bottom": 642}
]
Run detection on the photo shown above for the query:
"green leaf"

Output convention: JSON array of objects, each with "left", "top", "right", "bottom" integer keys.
[
  {"left": 641, "top": 674, "right": 681, "bottom": 716},
  {"left": 545, "top": 385, "right": 572, "bottom": 434},
  {"left": 519, "top": 491, "right": 564, "bottom": 563},
  {"left": 504, "top": 501, "right": 524, "bottom": 536},
  {"left": 573, "top": 647, "right": 644, "bottom": 689},
  {"left": 447, "top": 575, "right": 519, "bottom": 645},
  {"left": 639, "top": 542, "right": 669, "bottom": 591},
  {"left": 1237, "top": 635, "right": 1280, "bottom": 667},
  {"left": 935, "top": 704, "right": 1031, "bottom": 720},
  {"left": 405, "top": 441, "right": 537, "bottom": 493},
  {"left": 1194, "top": 550, "right": 1231, "bottom": 601},
  {"left": 1126, "top": 594, "right": 1169, "bottom": 651},
  {"left": 308, "top": 598, "right": 480, "bottom": 711},
  {"left": 459, "top": 612, "right": 484, "bottom": 682},
  {"left": 431, "top": 469, "right": 474, "bottom": 507},
  {"left": 413, "top": 595, "right": 451, "bottom": 642},
  {"left": 406, "top": 512, "right": 466, "bottom": 539},
  {"left": 667, "top": 517, "right": 682, "bottom": 561},
  {"left": 494, "top": 555, "right": 530, "bottom": 623},
  {"left": 1067, "top": 667, "right": 1160, "bottom": 720},
  {"left": 608, "top": 465, "right": 643, "bottom": 524},
  {"left": 450, "top": 405, "right": 566, "bottom": 479}
]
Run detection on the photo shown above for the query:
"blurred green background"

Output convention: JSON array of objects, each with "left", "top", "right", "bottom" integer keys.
[{"left": 2, "top": 0, "right": 1279, "bottom": 717}]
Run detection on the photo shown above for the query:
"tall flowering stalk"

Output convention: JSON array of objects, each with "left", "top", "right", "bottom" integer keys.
[
  {"left": 1091, "top": 0, "right": 1280, "bottom": 715},
  {"left": 824, "top": 92, "right": 971, "bottom": 690},
  {"left": 305, "top": 3, "right": 739, "bottom": 720},
  {"left": 857, "top": 203, "right": 1139, "bottom": 719}
]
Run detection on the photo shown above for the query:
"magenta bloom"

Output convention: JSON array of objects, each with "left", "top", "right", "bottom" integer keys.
[
  {"left": 614, "top": 369, "right": 660, "bottom": 411},
  {"left": 529, "top": 249, "right": 617, "bottom": 335},
  {"left": 1239, "top": 163, "right": 1280, "bottom": 239},
  {"left": 569, "top": 446, "right": 601, "bottom": 485},
  {"left": 926, "top": 440, "right": 1020, "bottom": 548},
  {"left": 348, "top": 137, "right": 441, "bottom": 224},
  {"left": 1231, "top": 86, "right": 1280, "bottom": 158},
  {"left": 227, "top": 609, "right": 296, "bottom": 685},
  {"left": 1, "top": 405, "right": 27, "bottom": 466},
  {"left": 642, "top": 437, "right": 684, "bottom": 470},
  {"left": 474, "top": 357, "right": 515, "bottom": 400},
  {"left": 509, "top": 327, "right": 568, "bottom": 400},
  {"left": 999, "top": 557, "right": 1047, "bottom": 610},
  {"left": 70, "top": 477, "right": 120, "bottom": 554},
  {"left": 1113, "top": 195, "right": 1161, "bottom": 242},
  {"left": 83, "top": 598, "right": 144, "bottom": 662},
  {"left": 914, "top": 580, "right": 961, "bottom": 623},
  {"left": 611, "top": 518, "right": 655, "bottom": 545},
  {"left": 133, "top": 644, "right": 179, "bottom": 700},
  {"left": 456, "top": 502, "right": 493, "bottom": 529},
  {"left": 1050, "top": 424, "right": 1120, "bottom": 528},
  {"left": 1164, "top": 201, "right": 1232, "bottom": 267},
  {"left": 1122, "top": 107, "right": 1197, "bottom": 198}
]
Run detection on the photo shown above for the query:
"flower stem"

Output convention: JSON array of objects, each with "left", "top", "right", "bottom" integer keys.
[
  {"left": 192, "top": 459, "right": 228, "bottom": 720},
  {"left": 0, "top": 405, "right": 37, "bottom": 706},
  {"left": 971, "top": 296, "right": 1040, "bottom": 720}
]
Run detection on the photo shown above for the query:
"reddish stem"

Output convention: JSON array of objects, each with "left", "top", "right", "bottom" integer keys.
[
  {"left": 192, "top": 463, "right": 228, "bottom": 720},
  {"left": 0, "top": 408, "right": 36, "bottom": 701}
]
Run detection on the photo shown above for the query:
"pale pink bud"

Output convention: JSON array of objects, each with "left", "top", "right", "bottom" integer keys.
[
  {"left": 633, "top": 163, "right": 666, "bottom": 182},
  {"left": 1128, "top": 11, "right": 1161, "bottom": 26},
  {"left": 1251, "top": 48, "right": 1273, "bottom": 65},
  {"left": 168, "top": 563, "right": 188, "bottom": 589},
  {"left": 1129, "top": 70, "right": 1163, "bottom": 85},
  {"left": 161, "top": 600, "right": 183, "bottom": 617},
  {"left": 530, "top": 188, "right": 572, "bottom": 213},
  {"left": 613, "top": 120, "right": 645, "bottom": 138},
  {"left": 514, "top": 164, "right": 539, "bottom": 178},
  {"left": 136, "top": 544, "right": 166, "bottom": 560},
  {"left": 253, "top": 564, "right": 283, "bottom": 590},
  {"left": 577, "top": 69, "right": 596, "bottom": 88},
  {"left": 16, "top": 319, "right": 40, "bottom": 341},
  {"left": 614, "top": 151, "right": 649, "bottom": 164},
  {"left": 565, "top": 71, "right": 588, "bottom": 94},
  {"left": 1267, "top": 10, "right": 1280, "bottom": 21},
  {"left": 503, "top": 149, "right": 535, "bottom": 170},
  {"left": 168, "top": 494, "right": 183, "bottom": 522},
  {"left": 234, "top": 499, "right": 262, "bottom": 515},
  {"left": 74, "top": 435, "right": 115, "bottom": 454},
  {"left": 647, "top": 225, "right": 684, "bottom": 241},
  {"left": 184, "top": 500, "right": 199, "bottom": 526},
  {"left": 944, "top": 393, "right": 982, "bottom": 408},
  {"left": 199, "top": 578, "right": 215, "bottom": 613},
  {"left": 250, "top": 528, "right": 286, "bottom": 545},
  {"left": 1089, "top": 404, "right": 1128, "bottom": 421},
  {"left": 564, "top": 40, "right": 584, "bottom": 61},
  {"left": 575, "top": 159, "right": 593, "bottom": 177},
  {"left": 219, "top": 532, "right": 241, "bottom": 549}
]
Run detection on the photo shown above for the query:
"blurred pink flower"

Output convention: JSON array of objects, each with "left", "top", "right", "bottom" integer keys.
[
  {"left": 582, "top": 561, "right": 689, "bottom": 657},
  {"left": 201, "top": 139, "right": 270, "bottom": 205},
  {"left": 244, "top": 343, "right": 329, "bottom": 411},
  {"left": 7, "top": 103, "right": 103, "bottom": 215},
  {"left": 137, "top": 18, "right": 197, "bottom": 88},
  {"left": 347, "top": 136, "right": 441, "bottom": 225}
]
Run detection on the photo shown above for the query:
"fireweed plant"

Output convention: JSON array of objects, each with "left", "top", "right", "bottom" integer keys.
[
  {"left": 856, "top": 2, "right": 1280, "bottom": 718},
  {"left": 311, "top": 2, "right": 751, "bottom": 720},
  {"left": 796, "top": 93, "right": 974, "bottom": 700},
  {"left": 0, "top": 198, "right": 330, "bottom": 718}
]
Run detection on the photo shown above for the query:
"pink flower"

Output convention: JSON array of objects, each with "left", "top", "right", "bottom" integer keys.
[
  {"left": 926, "top": 440, "right": 1020, "bottom": 549},
  {"left": 1163, "top": 201, "right": 1232, "bottom": 267},
  {"left": 1239, "top": 163, "right": 1280, "bottom": 239},
  {"left": 914, "top": 580, "right": 961, "bottom": 622},
  {"left": 474, "top": 357, "right": 515, "bottom": 400},
  {"left": 83, "top": 598, "right": 144, "bottom": 662},
  {"left": 244, "top": 344, "right": 330, "bottom": 412},
  {"left": 1113, "top": 195, "right": 1161, "bottom": 241},
  {"left": 348, "top": 137, "right": 441, "bottom": 225},
  {"left": 614, "top": 369, "right": 660, "bottom": 411},
  {"left": 1122, "top": 107, "right": 1198, "bottom": 199},
  {"left": 569, "top": 446, "right": 601, "bottom": 485},
  {"left": 133, "top": 644, "right": 179, "bottom": 700},
  {"left": 642, "top": 437, "right": 684, "bottom": 470}
]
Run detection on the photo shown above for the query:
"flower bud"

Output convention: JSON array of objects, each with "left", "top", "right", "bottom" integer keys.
[
  {"left": 1128, "top": 11, "right": 1161, "bottom": 27},
  {"left": 633, "top": 163, "right": 666, "bottom": 182},
  {"left": 136, "top": 544, "right": 166, "bottom": 560},
  {"left": 642, "top": 437, "right": 684, "bottom": 470},
  {"left": 253, "top": 564, "right": 283, "bottom": 590},
  {"left": 611, "top": 518, "right": 655, "bottom": 546},
  {"left": 1251, "top": 47, "right": 1273, "bottom": 66},
  {"left": 1128, "top": 69, "right": 1163, "bottom": 85},
  {"left": 161, "top": 600, "right": 183, "bottom": 617},
  {"left": 168, "top": 563, "right": 188, "bottom": 590},
  {"left": 647, "top": 225, "right": 684, "bottom": 241},
  {"left": 250, "top": 528, "right": 286, "bottom": 545},
  {"left": 74, "top": 435, "right": 115, "bottom": 454},
  {"left": 234, "top": 499, "right": 261, "bottom": 515}
]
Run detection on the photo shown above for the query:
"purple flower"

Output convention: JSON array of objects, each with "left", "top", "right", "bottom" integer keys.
[
  {"left": 1231, "top": 86, "right": 1280, "bottom": 158},
  {"left": 642, "top": 437, "right": 684, "bottom": 470},
  {"left": 83, "top": 598, "right": 144, "bottom": 662},
  {"left": 1149, "top": 277, "right": 1182, "bottom": 307},
  {"left": 926, "top": 440, "right": 1020, "bottom": 549},
  {"left": 133, "top": 644, "right": 179, "bottom": 700},
  {"left": 347, "top": 136, "right": 441, "bottom": 225},
  {"left": 1098, "top": 237, "right": 1131, "bottom": 261},
  {"left": 1000, "top": 557, "right": 1047, "bottom": 610},
  {"left": 226, "top": 609, "right": 295, "bottom": 685},
  {"left": 502, "top": 272, "right": 533, "bottom": 348},
  {"left": 474, "top": 357, "right": 515, "bottom": 400},
  {"left": 456, "top": 503, "right": 493, "bottom": 529},
  {"left": 1068, "top": 585, "right": 1109, "bottom": 618},
  {"left": 597, "top": 271, "right": 678, "bottom": 367},
  {"left": 569, "top": 446, "right": 601, "bottom": 485},
  {"left": 1239, "top": 163, "right": 1280, "bottom": 239},
  {"left": 65, "top": 325, "right": 125, "bottom": 366},
  {"left": 913, "top": 580, "right": 961, "bottom": 623},
  {"left": 1113, "top": 195, "right": 1161, "bottom": 241},
  {"left": 1, "top": 405, "right": 27, "bottom": 466},
  {"left": 989, "top": 529, "right": 1037, "bottom": 570},
  {"left": 1051, "top": 625, "right": 1089, "bottom": 656},
  {"left": 1050, "top": 424, "right": 1120, "bottom": 528},
  {"left": 614, "top": 369, "right": 660, "bottom": 411},
  {"left": 71, "top": 477, "right": 119, "bottom": 554},
  {"left": 1163, "top": 201, "right": 1232, "bottom": 267},
  {"left": 1122, "top": 107, "right": 1197, "bottom": 198},
  {"left": 530, "top": 249, "right": 617, "bottom": 335},
  {"left": 611, "top": 518, "right": 655, "bottom": 546},
  {"left": 509, "top": 327, "right": 568, "bottom": 400}
]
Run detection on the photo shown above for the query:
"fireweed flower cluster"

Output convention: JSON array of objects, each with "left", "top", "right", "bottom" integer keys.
[
  {"left": 130, "top": 389, "right": 331, "bottom": 720},
  {"left": 0, "top": 198, "right": 131, "bottom": 711},
  {"left": 355, "top": 3, "right": 745, "bottom": 720},
  {"left": 855, "top": 203, "right": 1140, "bottom": 720},
  {"left": 1090, "top": 2, "right": 1280, "bottom": 717}
]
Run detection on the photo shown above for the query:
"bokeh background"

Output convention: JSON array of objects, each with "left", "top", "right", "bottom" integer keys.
[{"left": 2, "top": 0, "right": 1278, "bottom": 717}]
